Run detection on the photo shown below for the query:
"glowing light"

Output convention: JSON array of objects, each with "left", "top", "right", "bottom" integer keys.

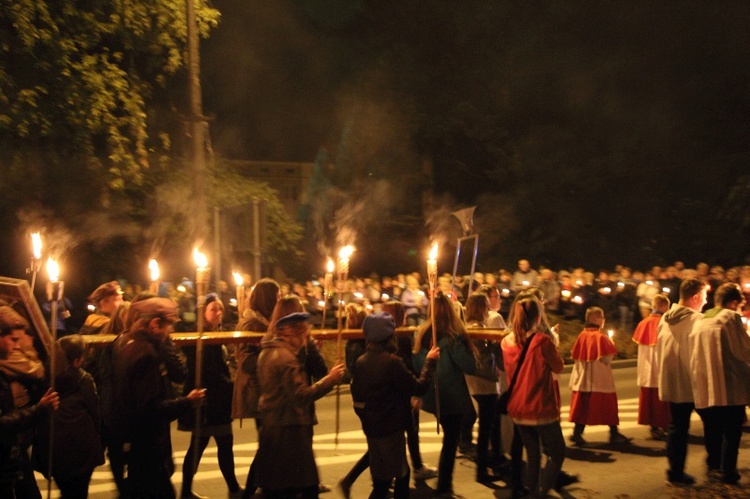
[
  {"left": 326, "top": 259, "right": 335, "bottom": 274},
  {"left": 31, "top": 233, "right": 42, "bottom": 260},
  {"left": 417, "top": 290, "right": 425, "bottom": 296},
  {"left": 354, "top": 292, "right": 364, "bottom": 300},
  {"left": 318, "top": 300, "right": 326, "bottom": 308},
  {"left": 662, "top": 287, "right": 671, "bottom": 294},
  {"left": 381, "top": 293, "right": 390, "bottom": 301},
  {"left": 522, "top": 280, "right": 529, "bottom": 286},
  {"left": 575, "top": 280, "right": 583, "bottom": 286},
  {"left": 229, "top": 298, "right": 238, "bottom": 307},
  {"left": 233, "top": 271, "right": 244, "bottom": 287},
  {"left": 149, "top": 259, "right": 160, "bottom": 282},
  {"left": 501, "top": 288, "right": 510, "bottom": 297},
  {"left": 339, "top": 246, "right": 354, "bottom": 260},
  {"left": 607, "top": 329, "right": 614, "bottom": 339},
  {"left": 428, "top": 243, "right": 438, "bottom": 262},
  {"left": 646, "top": 280, "right": 653, "bottom": 286},
  {"left": 617, "top": 282, "right": 624, "bottom": 288},
  {"left": 602, "top": 287, "right": 611, "bottom": 294},
  {"left": 177, "top": 285, "right": 187, "bottom": 293},
  {"left": 572, "top": 295, "right": 583, "bottom": 304},
  {"left": 46, "top": 258, "right": 59, "bottom": 282},
  {"left": 561, "top": 289, "right": 572, "bottom": 298},
  {"left": 87, "top": 304, "right": 96, "bottom": 313},
  {"left": 193, "top": 248, "right": 208, "bottom": 269}
]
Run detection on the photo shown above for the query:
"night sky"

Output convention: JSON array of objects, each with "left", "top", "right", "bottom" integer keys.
[{"left": 200, "top": 1, "right": 750, "bottom": 274}]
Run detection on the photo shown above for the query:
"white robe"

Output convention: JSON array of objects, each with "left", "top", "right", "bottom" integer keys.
[{"left": 690, "top": 308, "right": 750, "bottom": 409}]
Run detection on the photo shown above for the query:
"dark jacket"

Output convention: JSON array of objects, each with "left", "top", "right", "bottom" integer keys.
[
  {"left": 352, "top": 345, "right": 436, "bottom": 438},
  {"left": 0, "top": 371, "right": 48, "bottom": 485},
  {"left": 232, "top": 313, "right": 268, "bottom": 419},
  {"left": 34, "top": 368, "right": 104, "bottom": 479},
  {"left": 112, "top": 330, "right": 192, "bottom": 483},
  {"left": 179, "top": 344, "right": 233, "bottom": 428},
  {"left": 257, "top": 338, "right": 335, "bottom": 428}
]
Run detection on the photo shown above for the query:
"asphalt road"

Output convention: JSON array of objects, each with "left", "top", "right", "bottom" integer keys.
[{"left": 36, "top": 363, "right": 750, "bottom": 498}]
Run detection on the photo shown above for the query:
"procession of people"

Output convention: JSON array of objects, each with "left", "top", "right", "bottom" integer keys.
[{"left": 1, "top": 257, "right": 750, "bottom": 498}]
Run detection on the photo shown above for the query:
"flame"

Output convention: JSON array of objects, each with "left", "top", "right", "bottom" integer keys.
[
  {"left": 338, "top": 245, "right": 354, "bottom": 260},
  {"left": 233, "top": 271, "right": 244, "bottom": 287},
  {"left": 326, "top": 258, "right": 335, "bottom": 274},
  {"left": 149, "top": 259, "right": 160, "bottom": 282},
  {"left": 47, "top": 258, "right": 60, "bottom": 282},
  {"left": 31, "top": 233, "right": 42, "bottom": 260},
  {"left": 428, "top": 243, "right": 438, "bottom": 261},
  {"left": 193, "top": 248, "right": 208, "bottom": 269}
]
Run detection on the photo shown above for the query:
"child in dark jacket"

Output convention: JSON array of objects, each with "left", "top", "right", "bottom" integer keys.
[
  {"left": 351, "top": 312, "right": 440, "bottom": 498},
  {"left": 51, "top": 335, "right": 104, "bottom": 497}
]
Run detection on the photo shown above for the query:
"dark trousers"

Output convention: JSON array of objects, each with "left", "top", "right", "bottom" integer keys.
[
  {"left": 182, "top": 433, "right": 240, "bottom": 494},
  {"left": 437, "top": 413, "right": 463, "bottom": 494},
  {"left": 103, "top": 426, "right": 128, "bottom": 496},
  {"left": 242, "top": 418, "right": 263, "bottom": 499},
  {"left": 341, "top": 452, "right": 370, "bottom": 487},
  {"left": 666, "top": 402, "right": 694, "bottom": 478},
  {"left": 372, "top": 470, "right": 410, "bottom": 499},
  {"left": 406, "top": 408, "right": 423, "bottom": 470},
  {"left": 696, "top": 405, "right": 745, "bottom": 475},
  {"left": 473, "top": 394, "right": 500, "bottom": 474},
  {"left": 55, "top": 471, "right": 93, "bottom": 499},
  {"left": 459, "top": 405, "right": 477, "bottom": 449},
  {"left": 510, "top": 425, "right": 525, "bottom": 491},
  {"left": 516, "top": 422, "right": 566, "bottom": 496}
]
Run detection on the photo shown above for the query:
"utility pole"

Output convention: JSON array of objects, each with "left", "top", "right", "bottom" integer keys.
[{"left": 186, "top": 0, "right": 208, "bottom": 241}]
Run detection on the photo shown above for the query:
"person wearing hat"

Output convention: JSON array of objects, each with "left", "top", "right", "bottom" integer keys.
[
  {"left": 255, "top": 312, "right": 345, "bottom": 498},
  {"left": 0, "top": 306, "right": 59, "bottom": 498},
  {"left": 111, "top": 298, "right": 205, "bottom": 498},
  {"left": 80, "top": 281, "right": 124, "bottom": 335},
  {"left": 178, "top": 293, "right": 242, "bottom": 499},
  {"left": 349, "top": 312, "right": 439, "bottom": 498}
]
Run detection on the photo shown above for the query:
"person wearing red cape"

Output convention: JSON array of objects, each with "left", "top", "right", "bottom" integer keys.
[
  {"left": 568, "top": 307, "right": 630, "bottom": 445},
  {"left": 632, "top": 294, "right": 671, "bottom": 440}
]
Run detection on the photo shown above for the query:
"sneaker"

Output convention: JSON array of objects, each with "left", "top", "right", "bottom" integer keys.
[
  {"left": 413, "top": 464, "right": 438, "bottom": 480},
  {"left": 569, "top": 433, "right": 587, "bottom": 446},
  {"left": 666, "top": 472, "right": 696, "bottom": 486},
  {"left": 336, "top": 478, "right": 352, "bottom": 499},
  {"left": 609, "top": 432, "right": 632, "bottom": 445}
]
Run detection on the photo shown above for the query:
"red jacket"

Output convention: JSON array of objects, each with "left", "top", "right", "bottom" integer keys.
[{"left": 502, "top": 332, "right": 564, "bottom": 425}]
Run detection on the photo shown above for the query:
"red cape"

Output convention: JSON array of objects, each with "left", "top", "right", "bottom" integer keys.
[
  {"left": 632, "top": 314, "right": 662, "bottom": 346},
  {"left": 571, "top": 328, "right": 617, "bottom": 361}
]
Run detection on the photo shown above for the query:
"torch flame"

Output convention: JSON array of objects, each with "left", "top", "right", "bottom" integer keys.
[
  {"left": 338, "top": 246, "right": 354, "bottom": 260},
  {"left": 47, "top": 258, "right": 59, "bottom": 282},
  {"left": 429, "top": 243, "right": 438, "bottom": 261},
  {"left": 149, "top": 259, "right": 160, "bottom": 282},
  {"left": 31, "top": 233, "right": 42, "bottom": 260},
  {"left": 193, "top": 248, "right": 208, "bottom": 269},
  {"left": 233, "top": 271, "right": 244, "bottom": 287},
  {"left": 326, "top": 258, "right": 335, "bottom": 273}
]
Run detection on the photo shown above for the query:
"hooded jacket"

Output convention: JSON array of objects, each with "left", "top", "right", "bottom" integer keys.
[
  {"left": 690, "top": 308, "right": 750, "bottom": 409},
  {"left": 656, "top": 304, "right": 703, "bottom": 403}
]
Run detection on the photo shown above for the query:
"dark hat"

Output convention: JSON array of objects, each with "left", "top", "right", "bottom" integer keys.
[
  {"left": 0, "top": 306, "right": 29, "bottom": 332},
  {"left": 363, "top": 312, "right": 396, "bottom": 343},
  {"left": 275, "top": 312, "right": 310, "bottom": 330},
  {"left": 199, "top": 292, "right": 222, "bottom": 308},
  {"left": 129, "top": 297, "right": 180, "bottom": 323},
  {"left": 88, "top": 281, "right": 123, "bottom": 305}
]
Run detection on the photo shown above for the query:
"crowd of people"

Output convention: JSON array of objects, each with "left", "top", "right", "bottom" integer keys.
[{"left": 1, "top": 258, "right": 749, "bottom": 498}]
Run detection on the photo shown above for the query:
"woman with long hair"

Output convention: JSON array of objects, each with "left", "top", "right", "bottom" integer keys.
[
  {"left": 413, "top": 292, "right": 478, "bottom": 497},
  {"left": 179, "top": 293, "right": 242, "bottom": 498},
  {"left": 463, "top": 292, "right": 505, "bottom": 482},
  {"left": 232, "top": 278, "right": 280, "bottom": 498},
  {"left": 501, "top": 296, "right": 565, "bottom": 498}
]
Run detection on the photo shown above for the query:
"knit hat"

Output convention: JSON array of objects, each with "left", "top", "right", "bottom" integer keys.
[
  {"left": 276, "top": 312, "right": 310, "bottom": 330},
  {"left": 129, "top": 297, "right": 180, "bottom": 323},
  {"left": 0, "top": 306, "right": 29, "bottom": 332},
  {"left": 363, "top": 312, "right": 396, "bottom": 343},
  {"left": 199, "top": 292, "right": 223, "bottom": 309},
  {"left": 88, "top": 281, "right": 123, "bottom": 305}
]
